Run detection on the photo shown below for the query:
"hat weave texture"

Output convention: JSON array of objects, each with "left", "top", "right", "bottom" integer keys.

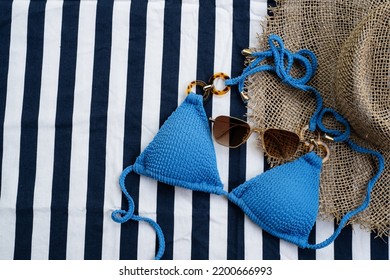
[{"left": 247, "top": 0, "right": 389, "bottom": 236}]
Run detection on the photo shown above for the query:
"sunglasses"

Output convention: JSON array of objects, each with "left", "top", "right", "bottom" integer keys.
[{"left": 209, "top": 115, "right": 303, "bottom": 160}]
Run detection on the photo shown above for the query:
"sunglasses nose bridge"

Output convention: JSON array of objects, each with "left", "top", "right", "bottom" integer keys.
[{"left": 252, "top": 127, "right": 262, "bottom": 134}]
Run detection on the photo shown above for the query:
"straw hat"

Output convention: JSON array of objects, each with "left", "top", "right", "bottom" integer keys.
[{"left": 246, "top": 0, "right": 389, "bottom": 235}]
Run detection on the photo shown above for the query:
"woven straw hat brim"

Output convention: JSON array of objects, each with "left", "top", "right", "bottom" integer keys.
[{"left": 247, "top": 0, "right": 389, "bottom": 236}]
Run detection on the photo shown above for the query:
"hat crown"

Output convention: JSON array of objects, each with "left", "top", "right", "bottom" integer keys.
[
  {"left": 336, "top": 3, "right": 390, "bottom": 150},
  {"left": 247, "top": 0, "right": 389, "bottom": 236}
]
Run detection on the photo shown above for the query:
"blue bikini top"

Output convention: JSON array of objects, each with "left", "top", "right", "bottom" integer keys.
[{"left": 112, "top": 35, "right": 385, "bottom": 260}]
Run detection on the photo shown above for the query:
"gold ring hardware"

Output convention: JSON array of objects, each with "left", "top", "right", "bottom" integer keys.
[
  {"left": 306, "top": 139, "right": 330, "bottom": 163},
  {"left": 185, "top": 80, "right": 210, "bottom": 100},
  {"left": 208, "top": 72, "right": 231, "bottom": 96}
]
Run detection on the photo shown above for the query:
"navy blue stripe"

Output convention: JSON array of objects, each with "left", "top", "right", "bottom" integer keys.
[
  {"left": 262, "top": 231, "right": 280, "bottom": 260},
  {"left": 156, "top": 0, "right": 182, "bottom": 260},
  {"left": 267, "top": 0, "right": 276, "bottom": 16},
  {"left": 84, "top": 0, "right": 114, "bottom": 260},
  {"left": 334, "top": 222, "right": 352, "bottom": 260},
  {"left": 227, "top": 0, "right": 250, "bottom": 260},
  {"left": 370, "top": 233, "right": 388, "bottom": 260},
  {"left": 260, "top": 0, "right": 281, "bottom": 260},
  {"left": 298, "top": 225, "right": 316, "bottom": 259},
  {"left": 14, "top": 0, "right": 46, "bottom": 260},
  {"left": 119, "top": 0, "right": 148, "bottom": 260},
  {"left": 191, "top": 0, "right": 215, "bottom": 260},
  {"left": 49, "top": 0, "right": 80, "bottom": 260},
  {"left": 261, "top": 160, "right": 280, "bottom": 260},
  {"left": 0, "top": 0, "right": 13, "bottom": 199}
]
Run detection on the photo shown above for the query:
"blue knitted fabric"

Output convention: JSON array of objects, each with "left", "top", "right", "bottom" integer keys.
[
  {"left": 228, "top": 151, "right": 322, "bottom": 248},
  {"left": 112, "top": 88, "right": 384, "bottom": 259},
  {"left": 132, "top": 93, "right": 224, "bottom": 194},
  {"left": 112, "top": 35, "right": 385, "bottom": 259},
  {"left": 225, "top": 34, "right": 385, "bottom": 250},
  {"left": 112, "top": 93, "right": 224, "bottom": 259}
]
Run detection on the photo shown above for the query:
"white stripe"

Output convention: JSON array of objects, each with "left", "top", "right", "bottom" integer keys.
[
  {"left": 352, "top": 224, "right": 371, "bottom": 260},
  {"left": 173, "top": 0, "right": 200, "bottom": 260},
  {"left": 66, "top": 1, "right": 96, "bottom": 259},
  {"left": 0, "top": 0, "right": 30, "bottom": 260},
  {"left": 177, "top": 0, "right": 199, "bottom": 105},
  {"left": 137, "top": 0, "right": 165, "bottom": 260},
  {"left": 101, "top": 0, "right": 131, "bottom": 260},
  {"left": 280, "top": 240, "right": 298, "bottom": 260},
  {"left": 244, "top": 0, "right": 267, "bottom": 260},
  {"left": 249, "top": 0, "right": 267, "bottom": 48},
  {"left": 315, "top": 219, "right": 334, "bottom": 259},
  {"left": 208, "top": 0, "right": 233, "bottom": 260},
  {"left": 244, "top": 137, "right": 264, "bottom": 260},
  {"left": 31, "top": 0, "right": 63, "bottom": 260}
]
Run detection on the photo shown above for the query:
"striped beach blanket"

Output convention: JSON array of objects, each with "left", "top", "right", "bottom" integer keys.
[{"left": 0, "top": 0, "right": 388, "bottom": 260}]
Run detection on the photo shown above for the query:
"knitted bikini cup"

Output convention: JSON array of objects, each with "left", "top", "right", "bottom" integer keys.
[
  {"left": 112, "top": 35, "right": 385, "bottom": 260},
  {"left": 113, "top": 93, "right": 335, "bottom": 259}
]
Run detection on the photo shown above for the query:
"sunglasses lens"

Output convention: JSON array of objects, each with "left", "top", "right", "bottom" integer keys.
[
  {"left": 263, "top": 129, "right": 300, "bottom": 159},
  {"left": 213, "top": 116, "right": 250, "bottom": 147}
]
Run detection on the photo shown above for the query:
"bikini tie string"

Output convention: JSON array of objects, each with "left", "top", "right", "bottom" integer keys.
[
  {"left": 226, "top": 34, "right": 323, "bottom": 131},
  {"left": 111, "top": 165, "right": 166, "bottom": 260},
  {"left": 226, "top": 34, "right": 385, "bottom": 247}
]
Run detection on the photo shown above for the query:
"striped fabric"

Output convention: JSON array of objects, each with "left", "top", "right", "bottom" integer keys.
[{"left": 0, "top": 0, "right": 388, "bottom": 260}]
